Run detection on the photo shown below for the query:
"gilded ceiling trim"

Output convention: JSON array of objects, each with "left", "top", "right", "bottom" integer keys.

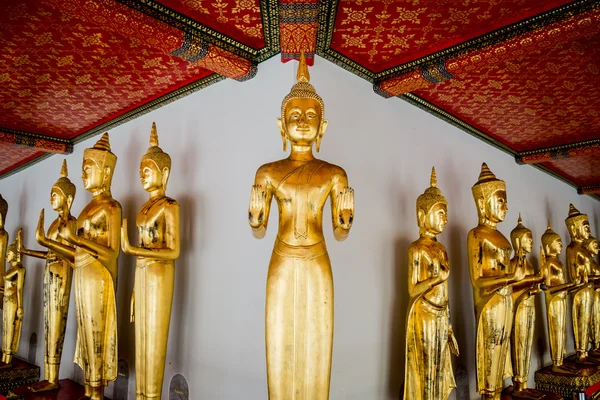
[
  {"left": 579, "top": 185, "right": 600, "bottom": 195},
  {"left": 516, "top": 139, "right": 600, "bottom": 164},
  {"left": 315, "top": 0, "right": 600, "bottom": 83},
  {"left": 119, "top": 0, "right": 281, "bottom": 63},
  {"left": 0, "top": 128, "right": 73, "bottom": 154},
  {"left": 400, "top": 93, "right": 595, "bottom": 198}
]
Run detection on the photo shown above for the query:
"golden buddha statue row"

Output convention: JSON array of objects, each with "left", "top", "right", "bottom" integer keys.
[
  {"left": 1, "top": 50, "right": 599, "bottom": 400},
  {"left": 0, "top": 123, "right": 179, "bottom": 399}
]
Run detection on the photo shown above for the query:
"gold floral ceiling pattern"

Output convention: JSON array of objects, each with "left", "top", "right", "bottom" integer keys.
[{"left": 0, "top": 0, "right": 598, "bottom": 198}]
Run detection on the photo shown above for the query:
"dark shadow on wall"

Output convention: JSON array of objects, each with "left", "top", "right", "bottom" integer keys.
[
  {"left": 447, "top": 223, "right": 473, "bottom": 399},
  {"left": 387, "top": 235, "right": 411, "bottom": 399}
]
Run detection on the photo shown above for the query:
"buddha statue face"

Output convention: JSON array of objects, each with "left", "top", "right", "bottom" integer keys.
[
  {"left": 579, "top": 220, "right": 592, "bottom": 241},
  {"left": 548, "top": 237, "right": 563, "bottom": 256},
  {"left": 139, "top": 159, "right": 168, "bottom": 193},
  {"left": 481, "top": 190, "right": 508, "bottom": 223},
  {"left": 6, "top": 248, "right": 16, "bottom": 264},
  {"left": 50, "top": 188, "right": 68, "bottom": 212},
  {"left": 82, "top": 159, "right": 110, "bottom": 192},
  {"left": 419, "top": 203, "right": 448, "bottom": 235},
  {"left": 280, "top": 97, "right": 327, "bottom": 148},
  {"left": 519, "top": 232, "right": 533, "bottom": 254}
]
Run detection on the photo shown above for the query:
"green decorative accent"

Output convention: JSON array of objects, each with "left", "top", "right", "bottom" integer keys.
[
  {"left": 315, "top": 0, "right": 600, "bottom": 82},
  {"left": 118, "top": 0, "right": 280, "bottom": 63}
]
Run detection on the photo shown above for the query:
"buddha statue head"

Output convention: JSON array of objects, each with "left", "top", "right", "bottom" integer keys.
[
  {"left": 565, "top": 204, "right": 591, "bottom": 243},
  {"left": 0, "top": 194, "right": 7, "bottom": 229},
  {"left": 140, "top": 122, "right": 171, "bottom": 192},
  {"left": 541, "top": 221, "right": 563, "bottom": 257},
  {"left": 511, "top": 214, "right": 533, "bottom": 254},
  {"left": 82, "top": 133, "right": 117, "bottom": 194},
  {"left": 583, "top": 237, "right": 599, "bottom": 257},
  {"left": 278, "top": 52, "right": 328, "bottom": 152},
  {"left": 6, "top": 232, "right": 20, "bottom": 264},
  {"left": 471, "top": 163, "right": 507, "bottom": 226},
  {"left": 51, "top": 159, "right": 76, "bottom": 212},
  {"left": 416, "top": 167, "right": 448, "bottom": 235}
]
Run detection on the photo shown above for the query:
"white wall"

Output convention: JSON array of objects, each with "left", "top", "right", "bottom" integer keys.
[{"left": 0, "top": 55, "right": 598, "bottom": 400}]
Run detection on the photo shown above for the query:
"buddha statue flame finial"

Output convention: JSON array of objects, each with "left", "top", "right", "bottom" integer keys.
[
  {"left": 53, "top": 159, "right": 76, "bottom": 199},
  {"left": 141, "top": 122, "right": 171, "bottom": 172},
  {"left": 471, "top": 162, "right": 506, "bottom": 202},
  {"left": 542, "top": 219, "right": 561, "bottom": 250},
  {"left": 280, "top": 51, "right": 325, "bottom": 118},
  {"left": 416, "top": 167, "right": 447, "bottom": 218}
]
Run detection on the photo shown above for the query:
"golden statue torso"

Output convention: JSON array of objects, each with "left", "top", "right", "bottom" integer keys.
[
  {"left": 411, "top": 238, "right": 449, "bottom": 306},
  {"left": 468, "top": 224, "right": 514, "bottom": 399},
  {"left": 258, "top": 158, "right": 345, "bottom": 246},
  {"left": 136, "top": 197, "right": 176, "bottom": 251}
]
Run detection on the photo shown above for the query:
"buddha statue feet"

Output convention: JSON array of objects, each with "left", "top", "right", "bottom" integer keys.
[{"left": 29, "top": 379, "right": 60, "bottom": 392}]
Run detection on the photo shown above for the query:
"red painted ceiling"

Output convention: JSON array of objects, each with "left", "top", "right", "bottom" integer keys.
[
  {"left": 0, "top": 0, "right": 598, "bottom": 198},
  {"left": 329, "top": 0, "right": 573, "bottom": 73},
  {"left": 0, "top": 0, "right": 213, "bottom": 139},
  {"left": 415, "top": 31, "right": 600, "bottom": 152},
  {"left": 155, "top": 0, "right": 265, "bottom": 48}
]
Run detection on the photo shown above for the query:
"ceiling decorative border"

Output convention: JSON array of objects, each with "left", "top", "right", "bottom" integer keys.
[
  {"left": 0, "top": 128, "right": 73, "bottom": 154},
  {"left": 315, "top": 0, "right": 599, "bottom": 83},
  {"left": 400, "top": 93, "right": 600, "bottom": 201},
  {"left": 119, "top": 0, "right": 280, "bottom": 63},
  {"left": 0, "top": 73, "right": 225, "bottom": 180}
]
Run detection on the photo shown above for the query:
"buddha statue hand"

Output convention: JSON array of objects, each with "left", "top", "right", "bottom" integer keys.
[
  {"left": 35, "top": 209, "right": 46, "bottom": 244},
  {"left": 121, "top": 218, "right": 134, "bottom": 255},
  {"left": 16, "top": 308, "right": 23, "bottom": 320},
  {"left": 249, "top": 185, "right": 267, "bottom": 229},
  {"left": 336, "top": 187, "right": 354, "bottom": 230},
  {"left": 448, "top": 326, "right": 460, "bottom": 356}
]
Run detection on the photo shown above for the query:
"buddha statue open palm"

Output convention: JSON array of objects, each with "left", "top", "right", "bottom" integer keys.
[{"left": 248, "top": 53, "right": 354, "bottom": 400}]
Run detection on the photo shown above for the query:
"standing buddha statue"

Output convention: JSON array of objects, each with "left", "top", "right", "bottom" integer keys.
[
  {"left": 0, "top": 194, "right": 8, "bottom": 295},
  {"left": 122, "top": 123, "right": 180, "bottom": 400},
  {"left": 20, "top": 160, "right": 76, "bottom": 392},
  {"left": 0, "top": 229, "right": 25, "bottom": 369},
  {"left": 540, "top": 221, "right": 581, "bottom": 372},
  {"left": 248, "top": 52, "right": 354, "bottom": 400},
  {"left": 404, "top": 167, "right": 458, "bottom": 400},
  {"left": 59, "top": 133, "right": 121, "bottom": 400},
  {"left": 565, "top": 204, "right": 594, "bottom": 362},
  {"left": 468, "top": 163, "right": 525, "bottom": 400},
  {"left": 582, "top": 236, "right": 600, "bottom": 355},
  {"left": 509, "top": 215, "right": 544, "bottom": 392}
]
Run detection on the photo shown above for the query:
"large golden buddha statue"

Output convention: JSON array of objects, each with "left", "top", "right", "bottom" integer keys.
[
  {"left": 21, "top": 160, "right": 76, "bottom": 392},
  {"left": 59, "top": 133, "right": 121, "bottom": 400},
  {"left": 1, "top": 230, "right": 25, "bottom": 369},
  {"left": 248, "top": 52, "right": 354, "bottom": 400},
  {"left": 509, "top": 216, "right": 544, "bottom": 392},
  {"left": 0, "top": 194, "right": 8, "bottom": 294},
  {"left": 404, "top": 167, "right": 458, "bottom": 400},
  {"left": 565, "top": 204, "right": 594, "bottom": 362},
  {"left": 541, "top": 222, "right": 582, "bottom": 372},
  {"left": 122, "top": 123, "right": 180, "bottom": 400},
  {"left": 468, "top": 163, "right": 525, "bottom": 400}
]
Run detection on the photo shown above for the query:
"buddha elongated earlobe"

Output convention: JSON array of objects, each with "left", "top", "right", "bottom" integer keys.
[
  {"left": 316, "top": 120, "right": 328, "bottom": 153},
  {"left": 277, "top": 118, "right": 288, "bottom": 152}
]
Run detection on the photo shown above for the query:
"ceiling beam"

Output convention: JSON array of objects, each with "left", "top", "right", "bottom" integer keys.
[
  {"left": 0, "top": 128, "right": 72, "bottom": 154},
  {"left": 579, "top": 186, "right": 600, "bottom": 195},
  {"left": 515, "top": 139, "right": 600, "bottom": 164}
]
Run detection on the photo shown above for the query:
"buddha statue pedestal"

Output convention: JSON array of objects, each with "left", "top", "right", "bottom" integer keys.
[
  {"left": 535, "top": 360, "right": 600, "bottom": 399},
  {"left": 8, "top": 379, "right": 111, "bottom": 399},
  {"left": 0, "top": 358, "right": 40, "bottom": 396},
  {"left": 501, "top": 386, "right": 563, "bottom": 399}
]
